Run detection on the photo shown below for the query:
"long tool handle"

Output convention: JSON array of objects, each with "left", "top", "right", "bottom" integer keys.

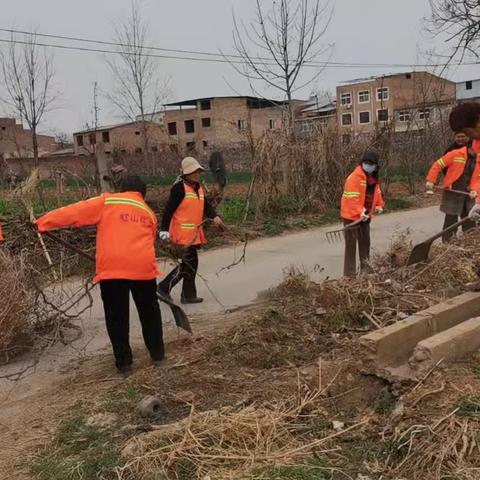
[
  {"left": 43, "top": 231, "right": 95, "bottom": 262},
  {"left": 433, "top": 185, "right": 471, "bottom": 197},
  {"left": 425, "top": 216, "right": 472, "bottom": 243}
]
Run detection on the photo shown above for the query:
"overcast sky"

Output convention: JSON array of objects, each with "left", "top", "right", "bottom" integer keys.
[{"left": 1, "top": 0, "right": 479, "bottom": 137}]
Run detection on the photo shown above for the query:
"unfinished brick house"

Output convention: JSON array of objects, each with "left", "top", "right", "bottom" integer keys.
[
  {"left": 161, "top": 96, "right": 294, "bottom": 154},
  {"left": 0, "top": 118, "right": 58, "bottom": 159},
  {"left": 336, "top": 71, "right": 456, "bottom": 143},
  {"left": 73, "top": 121, "right": 167, "bottom": 156}
]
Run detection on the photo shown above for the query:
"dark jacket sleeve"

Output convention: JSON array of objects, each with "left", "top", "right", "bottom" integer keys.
[
  {"left": 204, "top": 197, "right": 218, "bottom": 219},
  {"left": 161, "top": 182, "right": 185, "bottom": 231}
]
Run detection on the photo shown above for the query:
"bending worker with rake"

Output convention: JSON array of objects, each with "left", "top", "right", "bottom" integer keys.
[
  {"left": 158, "top": 157, "right": 223, "bottom": 304},
  {"left": 341, "top": 149, "right": 385, "bottom": 277}
]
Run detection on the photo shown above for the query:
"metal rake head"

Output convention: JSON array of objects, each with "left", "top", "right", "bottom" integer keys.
[{"left": 325, "top": 224, "right": 361, "bottom": 244}]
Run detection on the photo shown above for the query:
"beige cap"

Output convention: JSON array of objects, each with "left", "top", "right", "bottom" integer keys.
[{"left": 181, "top": 157, "right": 205, "bottom": 175}]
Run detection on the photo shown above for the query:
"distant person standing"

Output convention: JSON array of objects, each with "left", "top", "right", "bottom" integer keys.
[
  {"left": 158, "top": 157, "right": 223, "bottom": 304},
  {"left": 443, "top": 131, "right": 469, "bottom": 155}
]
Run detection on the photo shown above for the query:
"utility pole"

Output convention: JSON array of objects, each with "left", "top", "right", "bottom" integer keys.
[{"left": 91, "top": 82, "right": 109, "bottom": 192}]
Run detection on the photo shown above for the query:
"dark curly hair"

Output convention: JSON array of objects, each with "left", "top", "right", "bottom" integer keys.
[
  {"left": 119, "top": 175, "right": 147, "bottom": 197},
  {"left": 449, "top": 102, "right": 480, "bottom": 132}
]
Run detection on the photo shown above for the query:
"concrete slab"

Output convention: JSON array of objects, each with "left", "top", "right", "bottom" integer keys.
[
  {"left": 360, "top": 292, "right": 480, "bottom": 367},
  {"left": 410, "top": 316, "right": 480, "bottom": 374}
]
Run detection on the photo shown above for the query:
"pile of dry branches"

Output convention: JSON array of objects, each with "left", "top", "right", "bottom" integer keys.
[{"left": 0, "top": 249, "right": 35, "bottom": 362}]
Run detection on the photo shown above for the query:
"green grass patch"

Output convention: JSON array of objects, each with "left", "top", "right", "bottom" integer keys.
[
  {"left": 386, "top": 196, "right": 414, "bottom": 211},
  {"left": 251, "top": 458, "right": 330, "bottom": 480},
  {"left": 457, "top": 397, "right": 480, "bottom": 417},
  {"left": 30, "top": 412, "right": 121, "bottom": 480}
]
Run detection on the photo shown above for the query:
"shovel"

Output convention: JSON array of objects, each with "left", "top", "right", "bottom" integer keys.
[
  {"left": 407, "top": 217, "right": 472, "bottom": 266},
  {"left": 42, "top": 230, "right": 193, "bottom": 334}
]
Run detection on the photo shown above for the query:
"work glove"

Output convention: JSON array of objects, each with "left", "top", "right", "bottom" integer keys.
[
  {"left": 212, "top": 216, "right": 224, "bottom": 227},
  {"left": 158, "top": 231, "right": 170, "bottom": 242},
  {"left": 360, "top": 209, "right": 369, "bottom": 222},
  {"left": 469, "top": 204, "right": 480, "bottom": 222},
  {"left": 375, "top": 206, "right": 384, "bottom": 215},
  {"left": 470, "top": 190, "right": 478, "bottom": 199},
  {"left": 425, "top": 181, "right": 434, "bottom": 195}
]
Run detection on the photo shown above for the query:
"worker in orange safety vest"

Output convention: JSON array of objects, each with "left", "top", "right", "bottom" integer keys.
[
  {"left": 425, "top": 137, "right": 480, "bottom": 242},
  {"left": 158, "top": 157, "right": 224, "bottom": 304},
  {"left": 35, "top": 175, "right": 164, "bottom": 376},
  {"left": 341, "top": 149, "right": 385, "bottom": 277}
]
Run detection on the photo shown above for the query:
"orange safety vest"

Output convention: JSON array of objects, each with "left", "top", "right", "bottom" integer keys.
[
  {"left": 169, "top": 182, "right": 207, "bottom": 246},
  {"left": 341, "top": 165, "right": 385, "bottom": 221},
  {"left": 426, "top": 141, "right": 480, "bottom": 196},
  {"left": 0, "top": 223, "right": 3, "bottom": 241},
  {"left": 36, "top": 192, "right": 159, "bottom": 283}
]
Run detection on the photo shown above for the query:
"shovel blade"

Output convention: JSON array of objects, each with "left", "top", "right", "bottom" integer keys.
[
  {"left": 407, "top": 241, "right": 432, "bottom": 266},
  {"left": 157, "top": 292, "right": 193, "bottom": 334}
]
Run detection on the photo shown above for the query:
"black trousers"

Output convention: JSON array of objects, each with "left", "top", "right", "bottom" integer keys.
[
  {"left": 343, "top": 220, "right": 371, "bottom": 277},
  {"left": 442, "top": 205, "right": 475, "bottom": 243},
  {"left": 158, "top": 246, "right": 199, "bottom": 299},
  {"left": 100, "top": 279, "right": 164, "bottom": 369}
]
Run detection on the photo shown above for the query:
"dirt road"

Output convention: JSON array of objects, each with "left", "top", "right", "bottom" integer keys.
[{"left": 0, "top": 205, "right": 443, "bottom": 408}]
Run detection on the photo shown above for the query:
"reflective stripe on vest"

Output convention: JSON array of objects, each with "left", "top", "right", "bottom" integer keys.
[{"left": 104, "top": 197, "right": 155, "bottom": 221}]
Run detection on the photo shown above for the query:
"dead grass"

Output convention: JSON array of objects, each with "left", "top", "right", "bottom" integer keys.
[{"left": 0, "top": 249, "right": 35, "bottom": 362}]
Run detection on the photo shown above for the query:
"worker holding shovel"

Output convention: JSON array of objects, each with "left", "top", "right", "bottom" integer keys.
[
  {"left": 425, "top": 134, "right": 480, "bottom": 242},
  {"left": 158, "top": 157, "right": 223, "bottom": 304},
  {"left": 35, "top": 175, "right": 165, "bottom": 376},
  {"left": 341, "top": 149, "right": 385, "bottom": 277}
]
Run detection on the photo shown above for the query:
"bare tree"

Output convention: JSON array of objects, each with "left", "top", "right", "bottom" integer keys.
[
  {"left": 428, "top": 1, "right": 480, "bottom": 61},
  {"left": 0, "top": 32, "right": 57, "bottom": 166},
  {"left": 231, "top": 0, "right": 333, "bottom": 132},
  {"left": 106, "top": 0, "right": 169, "bottom": 171}
]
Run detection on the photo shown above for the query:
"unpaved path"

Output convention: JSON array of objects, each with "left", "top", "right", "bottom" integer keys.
[{"left": 0, "top": 206, "right": 442, "bottom": 431}]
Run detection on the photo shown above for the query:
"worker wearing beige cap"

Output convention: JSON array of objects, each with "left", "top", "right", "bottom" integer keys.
[{"left": 158, "top": 157, "right": 223, "bottom": 303}]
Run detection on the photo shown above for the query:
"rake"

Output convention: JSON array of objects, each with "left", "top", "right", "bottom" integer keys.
[
  {"left": 432, "top": 185, "right": 471, "bottom": 197},
  {"left": 325, "top": 218, "right": 365, "bottom": 243}
]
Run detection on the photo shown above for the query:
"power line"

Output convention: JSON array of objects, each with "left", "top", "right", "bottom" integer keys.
[{"left": 0, "top": 28, "right": 478, "bottom": 69}]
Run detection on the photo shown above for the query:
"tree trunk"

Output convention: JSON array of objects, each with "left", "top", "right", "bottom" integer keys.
[{"left": 32, "top": 127, "right": 39, "bottom": 167}]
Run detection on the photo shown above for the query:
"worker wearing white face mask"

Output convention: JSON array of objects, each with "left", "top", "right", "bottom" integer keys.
[{"left": 340, "top": 149, "right": 385, "bottom": 277}]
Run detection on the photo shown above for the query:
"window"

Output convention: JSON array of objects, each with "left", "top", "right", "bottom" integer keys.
[
  {"left": 377, "top": 87, "right": 389, "bottom": 101},
  {"left": 135, "top": 131, "right": 140, "bottom": 136},
  {"left": 201, "top": 117, "right": 211, "bottom": 128},
  {"left": 120, "top": 149, "right": 127, "bottom": 154},
  {"left": 200, "top": 100, "right": 211, "bottom": 110},
  {"left": 342, "top": 134, "right": 351, "bottom": 145},
  {"left": 151, "top": 146, "right": 158, "bottom": 152},
  {"left": 105, "top": 151, "right": 111, "bottom": 155},
  {"left": 358, "top": 90, "right": 370, "bottom": 103},
  {"left": 377, "top": 109, "right": 389, "bottom": 122},
  {"left": 184, "top": 119, "right": 195, "bottom": 134},
  {"left": 466, "top": 80, "right": 473, "bottom": 90},
  {"left": 419, "top": 108, "right": 431, "bottom": 120},
  {"left": 269, "top": 119, "right": 277, "bottom": 129},
  {"left": 135, "top": 147, "right": 142, "bottom": 153},
  {"left": 1, "top": 126, "right": 6, "bottom": 131},
  {"left": 237, "top": 119, "right": 247, "bottom": 130},
  {"left": 359, "top": 111, "right": 371, "bottom": 124},
  {"left": 89, "top": 133, "right": 96, "bottom": 145},
  {"left": 398, "top": 110, "right": 411, "bottom": 122},
  {"left": 168, "top": 122, "right": 177, "bottom": 135},
  {"left": 76, "top": 135, "right": 84, "bottom": 147},
  {"left": 102, "top": 131, "right": 110, "bottom": 143},
  {"left": 186, "top": 141, "right": 195, "bottom": 151},
  {"left": 341, "top": 113, "right": 352, "bottom": 126},
  {"left": 405, "top": 73, "right": 412, "bottom": 79},
  {"left": 340, "top": 92, "right": 352, "bottom": 106},
  {"left": 202, "top": 140, "right": 208, "bottom": 148}
]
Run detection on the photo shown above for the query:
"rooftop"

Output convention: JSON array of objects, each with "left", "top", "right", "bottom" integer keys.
[
  {"left": 340, "top": 70, "right": 433, "bottom": 85},
  {"left": 164, "top": 95, "right": 293, "bottom": 108},
  {"left": 73, "top": 120, "right": 155, "bottom": 135}
]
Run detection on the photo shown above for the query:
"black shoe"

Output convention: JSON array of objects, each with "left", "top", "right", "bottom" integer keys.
[
  {"left": 181, "top": 296, "right": 204, "bottom": 304},
  {"left": 157, "top": 284, "right": 173, "bottom": 302},
  {"left": 152, "top": 357, "right": 166, "bottom": 367},
  {"left": 117, "top": 364, "right": 133, "bottom": 377}
]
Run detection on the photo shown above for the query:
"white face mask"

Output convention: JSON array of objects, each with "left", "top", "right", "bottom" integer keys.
[{"left": 362, "top": 162, "right": 377, "bottom": 174}]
